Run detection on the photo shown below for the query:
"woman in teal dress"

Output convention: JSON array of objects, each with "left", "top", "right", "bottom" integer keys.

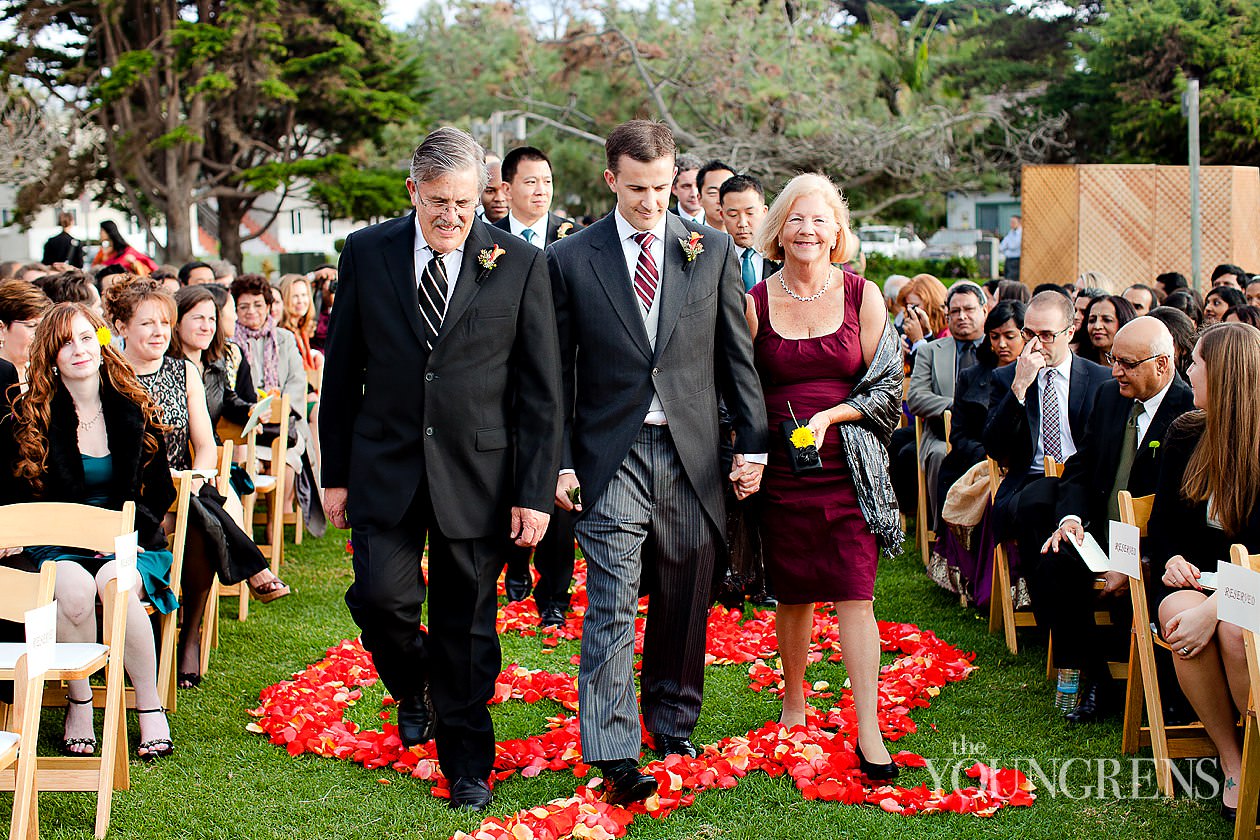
[{"left": 0, "top": 302, "right": 177, "bottom": 760}]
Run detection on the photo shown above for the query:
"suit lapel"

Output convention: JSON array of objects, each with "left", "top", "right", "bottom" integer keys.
[
  {"left": 384, "top": 213, "right": 427, "bottom": 348},
  {"left": 652, "top": 213, "right": 694, "bottom": 361},
  {"left": 935, "top": 340, "right": 957, "bottom": 396},
  {"left": 589, "top": 216, "right": 652, "bottom": 360},
  {"left": 435, "top": 219, "right": 492, "bottom": 349},
  {"left": 1068, "top": 356, "right": 1092, "bottom": 432}
]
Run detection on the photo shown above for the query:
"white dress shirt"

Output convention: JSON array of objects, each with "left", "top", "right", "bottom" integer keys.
[
  {"left": 1031, "top": 354, "right": 1077, "bottom": 472},
  {"left": 508, "top": 213, "right": 548, "bottom": 249},
  {"left": 614, "top": 210, "right": 668, "bottom": 425},
  {"left": 412, "top": 216, "right": 464, "bottom": 316},
  {"left": 678, "top": 207, "right": 704, "bottom": 225}
]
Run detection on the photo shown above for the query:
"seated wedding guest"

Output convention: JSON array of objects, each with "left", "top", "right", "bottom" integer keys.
[
  {"left": 897, "top": 274, "right": 949, "bottom": 354},
  {"left": 933, "top": 300, "right": 1026, "bottom": 603},
  {"left": 1150, "top": 321, "right": 1260, "bottom": 820},
  {"left": 1032, "top": 282, "right": 1072, "bottom": 299},
  {"left": 0, "top": 279, "right": 51, "bottom": 391},
  {"left": 210, "top": 260, "right": 235, "bottom": 286},
  {"left": 983, "top": 291, "right": 1110, "bottom": 563},
  {"left": 1163, "top": 289, "right": 1204, "bottom": 327},
  {"left": 151, "top": 266, "right": 180, "bottom": 295},
  {"left": 42, "top": 269, "right": 104, "bottom": 318},
  {"left": 1148, "top": 306, "right": 1197, "bottom": 380},
  {"left": 230, "top": 273, "right": 323, "bottom": 535},
  {"left": 1210, "top": 263, "right": 1247, "bottom": 290},
  {"left": 310, "top": 265, "right": 337, "bottom": 351},
  {"left": 1122, "top": 283, "right": 1161, "bottom": 315},
  {"left": 17, "top": 264, "right": 49, "bottom": 284},
  {"left": 1077, "top": 294, "right": 1136, "bottom": 366},
  {"left": 745, "top": 173, "right": 903, "bottom": 780},
  {"left": 1225, "top": 304, "right": 1260, "bottom": 327},
  {"left": 906, "top": 282, "right": 987, "bottom": 528},
  {"left": 278, "top": 274, "right": 322, "bottom": 382},
  {"left": 200, "top": 284, "right": 255, "bottom": 405},
  {"left": 91, "top": 220, "right": 157, "bottom": 276},
  {"left": 1155, "top": 271, "right": 1189, "bottom": 297},
  {"left": 178, "top": 261, "right": 216, "bottom": 286},
  {"left": 1202, "top": 284, "right": 1245, "bottom": 327},
  {"left": 1068, "top": 287, "right": 1105, "bottom": 355},
  {"left": 94, "top": 263, "right": 129, "bottom": 297},
  {"left": 997, "top": 279, "right": 1030, "bottom": 304},
  {"left": 883, "top": 274, "right": 910, "bottom": 323},
  {"left": 1039, "top": 317, "right": 1194, "bottom": 722},
  {"left": 173, "top": 285, "right": 255, "bottom": 429},
  {"left": 0, "top": 302, "right": 175, "bottom": 759},
  {"left": 1246, "top": 276, "right": 1260, "bottom": 308}
]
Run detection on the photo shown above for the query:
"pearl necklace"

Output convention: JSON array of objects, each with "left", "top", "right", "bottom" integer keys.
[
  {"left": 78, "top": 404, "right": 104, "bottom": 432},
  {"left": 779, "top": 268, "right": 832, "bottom": 303}
]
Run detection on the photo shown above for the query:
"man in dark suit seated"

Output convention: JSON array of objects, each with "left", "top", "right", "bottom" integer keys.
[
  {"left": 983, "top": 290, "right": 1111, "bottom": 589},
  {"left": 1039, "top": 317, "right": 1195, "bottom": 722},
  {"left": 717, "top": 175, "right": 780, "bottom": 291}
]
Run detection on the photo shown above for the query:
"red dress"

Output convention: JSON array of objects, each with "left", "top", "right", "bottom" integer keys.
[{"left": 750, "top": 271, "right": 878, "bottom": 603}]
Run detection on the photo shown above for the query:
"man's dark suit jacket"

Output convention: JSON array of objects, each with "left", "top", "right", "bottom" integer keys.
[
  {"left": 982, "top": 354, "right": 1111, "bottom": 524},
  {"left": 1055, "top": 376, "right": 1195, "bottom": 540},
  {"left": 321, "top": 214, "right": 562, "bottom": 537},
  {"left": 547, "top": 212, "right": 767, "bottom": 531},
  {"left": 492, "top": 212, "right": 582, "bottom": 247},
  {"left": 756, "top": 258, "right": 782, "bottom": 285},
  {"left": 41, "top": 231, "right": 84, "bottom": 268}
]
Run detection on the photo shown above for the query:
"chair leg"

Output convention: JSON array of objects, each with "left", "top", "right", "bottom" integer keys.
[
  {"left": 1237, "top": 714, "right": 1259, "bottom": 840},
  {"left": 95, "top": 651, "right": 128, "bottom": 838},
  {"left": 1121, "top": 633, "right": 1144, "bottom": 754},
  {"left": 1046, "top": 635, "right": 1055, "bottom": 681},
  {"left": 996, "top": 545, "right": 1019, "bottom": 654}
]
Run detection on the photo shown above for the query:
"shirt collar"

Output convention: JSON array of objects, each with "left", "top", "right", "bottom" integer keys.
[
  {"left": 413, "top": 214, "right": 465, "bottom": 262},
  {"left": 614, "top": 209, "right": 667, "bottom": 246},
  {"left": 1046, "top": 353, "right": 1073, "bottom": 382},
  {"left": 1138, "top": 378, "right": 1174, "bottom": 417},
  {"left": 508, "top": 212, "right": 547, "bottom": 241}
]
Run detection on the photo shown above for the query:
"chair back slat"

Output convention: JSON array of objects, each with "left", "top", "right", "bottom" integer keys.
[
  {"left": 0, "top": 501, "right": 135, "bottom": 554},
  {"left": 0, "top": 563, "right": 56, "bottom": 624}
]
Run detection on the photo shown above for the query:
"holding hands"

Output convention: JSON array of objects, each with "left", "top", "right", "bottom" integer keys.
[{"left": 730, "top": 454, "right": 764, "bottom": 500}]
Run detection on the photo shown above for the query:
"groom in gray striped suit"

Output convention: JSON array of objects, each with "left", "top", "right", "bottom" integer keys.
[{"left": 547, "top": 120, "right": 768, "bottom": 804}]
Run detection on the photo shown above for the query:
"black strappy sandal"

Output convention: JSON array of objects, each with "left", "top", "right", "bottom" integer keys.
[
  {"left": 135, "top": 708, "right": 174, "bottom": 761},
  {"left": 61, "top": 694, "right": 98, "bottom": 756}
]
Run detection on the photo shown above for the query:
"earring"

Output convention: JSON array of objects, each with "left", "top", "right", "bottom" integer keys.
[{"left": 51, "top": 365, "right": 58, "bottom": 377}]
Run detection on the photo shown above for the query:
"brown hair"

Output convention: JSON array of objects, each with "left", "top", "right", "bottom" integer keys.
[
  {"left": 0, "top": 279, "right": 51, "bottom": 324},
  {"left": 897, "top": 274, "right": 949, "bottom": 337},
  {"left": 170, "top": 284, "right": 226, "bottom": 363},
  {"left": 1180, "top": 321, "right": 1260, "bottom": 536},
  {"left": 277, "top": 274, "right": 315, "bottom": 338},
  {"left": 604, "top": 120, "right": 675, "bottom": 173},
  {"left": 102, "top": 274, "right": 176, "bottom": 329},
  {"left": 229, "top": 273, "right": 274, "bottom": 305},
  {"left": 11, "top": 303, "right": 165, "bottom": 494}
]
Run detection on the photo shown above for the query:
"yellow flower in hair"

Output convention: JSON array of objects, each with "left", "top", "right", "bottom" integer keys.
[
  {"left": 95, "top": 326, "right": 112, "bottom": 347},
  {"left": 790, "top": 425, "right": 816, "bottom": 449}
]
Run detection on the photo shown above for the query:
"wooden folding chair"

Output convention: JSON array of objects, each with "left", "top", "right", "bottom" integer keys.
[
  {"left": 914, "top": 416, "right": 934, "bottom": 567},
  {"left": 0, "top": 565, "right": 52, "bottom": 840},
  {"left": 1230, "top": 544, "right": 1259, "bottom": 839},
  {"left": 0, "top": 502, "right": 134, "bottom": 839},
  {"left": 217, "top": 393, "right": 291, "bottom": 575},
  {"left": 147, "top": 471, "right": 195, "bottom": 715},
  {"left": 985, "top": 457, "right": 1038, "bottom": 653},
  {"left": 1116, "top": 491, "right": 1219, "bottom": 797}
]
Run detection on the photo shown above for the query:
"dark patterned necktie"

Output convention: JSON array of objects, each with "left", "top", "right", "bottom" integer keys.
[
  {"left": 418, "top": 252, "right": 448, "bottom": 351},
  {"left": 631, "top": 231, "right": 658, "bottom": 314},
  {"left": 1107, "top": 401, "right": 1143, "bottom": 520},
  {"left": 1042, "top": 368, "right": 1063, "bottom": 465}
]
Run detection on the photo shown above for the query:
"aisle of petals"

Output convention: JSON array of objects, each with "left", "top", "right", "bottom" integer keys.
[{"left": 248, "top": 559, "right": 1035, "bottom": 839}]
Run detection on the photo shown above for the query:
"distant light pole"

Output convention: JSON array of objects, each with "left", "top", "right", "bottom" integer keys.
[{"left": 1183, "top": 78, "right": 1201, "bottom": 293}]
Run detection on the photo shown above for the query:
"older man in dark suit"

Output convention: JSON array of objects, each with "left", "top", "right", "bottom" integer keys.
[
  {"left": 320, "top": 127, "right": 562, "bottom": 812},
  {"left": 1040, "top": 317, "right": 1195, "bottom": 722},
  {"left": 548, "top": 121, "right": 767, "bottom": 804}
]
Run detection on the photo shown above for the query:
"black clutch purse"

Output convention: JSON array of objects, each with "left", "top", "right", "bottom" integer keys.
[{"left": 780, "top": 420, "right": 823, "bottom": 475}]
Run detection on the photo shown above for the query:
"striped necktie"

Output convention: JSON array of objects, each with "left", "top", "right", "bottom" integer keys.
[
  {"left": 631, "top": 231, "right": 658, "bottom": 314},
  {"left": 418, "top": 252, "right": 448, "bottom": 351}
]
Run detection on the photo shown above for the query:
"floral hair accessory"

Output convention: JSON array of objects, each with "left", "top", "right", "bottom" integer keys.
[
  {"left": 557, "top": 222, "right": 574, "bottom": 239},
  {"left": 478, "top": 245, "right": 507, "bottom": 270},
  {"left": 95, "top": 326, "right": 112, "bottom": 347},
  {"left": 680, "top": 231, "right": 704, "bottom": 262}
]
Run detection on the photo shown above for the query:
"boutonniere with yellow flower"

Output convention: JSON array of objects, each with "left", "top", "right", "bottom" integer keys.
[
  {"left": 557, "top": 222, "right": 574, "bottom": 239},
  {"left": 96, "top": 326, "right": 112, "bottom": 347},
  {"left": 680, "top": 231, "right": 704, "bottom": 262},
  {"left": 478, "top": 245, "right": 506, "bottom": 270}
]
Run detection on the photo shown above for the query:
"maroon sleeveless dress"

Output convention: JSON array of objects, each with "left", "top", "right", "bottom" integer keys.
[{"left": 749, "top": 270, "right": 878, "bottom": 603}]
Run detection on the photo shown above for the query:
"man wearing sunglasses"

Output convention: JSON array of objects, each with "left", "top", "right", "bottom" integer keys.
[
  {"left": 983, "top": 291, "right": 1111, "bottom": 569},
  {"left": 1037, "top": 317, "right": 1195, "bottom": 723}
]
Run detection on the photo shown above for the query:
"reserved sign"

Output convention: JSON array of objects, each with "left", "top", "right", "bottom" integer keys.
[
  {"left": 1217, "top": 562, "right": 1260, "bottom": 635},
  {"left": 1108, "top": 520, "right": 1142, "bottom": 580},
  {"left": 25, "top": 602, "right": 57, "bottom": 679},
  {"left": 115, "top": 531, "right": 139, "bottom": 594}
]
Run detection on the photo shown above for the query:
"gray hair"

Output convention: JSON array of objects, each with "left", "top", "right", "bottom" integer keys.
[
  {"left": 210, "top": 260, "right": 236, "bottom": 281},
  {"left": 409, "top": 127, "right": 488, "bottom": 194},
  {"left": 883, "top": 274, "right": 910, "bottom": 303}
]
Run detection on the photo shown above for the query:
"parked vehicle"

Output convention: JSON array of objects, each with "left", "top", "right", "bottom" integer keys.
[
  {"left": 923, "top": 228, "right": 983, "bottom": 259},
  {"left": 857, "top": 225, "right": 925, "bottom": 259}
]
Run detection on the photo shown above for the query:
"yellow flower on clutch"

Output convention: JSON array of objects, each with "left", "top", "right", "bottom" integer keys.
[
  {"left": 95, "top": 326, "right": 112, "bottom": 347},
  {"left": 790, "top": 425, "right": 816, "bottom": 449}
]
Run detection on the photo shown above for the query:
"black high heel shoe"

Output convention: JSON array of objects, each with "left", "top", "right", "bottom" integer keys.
[
  {"left": 61, "top": 695, "right": 98, "bottom": 756},
  {"left": 855, "top": 743, "right": 899, "bottom": 782}
]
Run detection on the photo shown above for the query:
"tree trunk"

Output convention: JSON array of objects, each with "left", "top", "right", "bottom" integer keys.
[
  {"left": 218, "top": 196, "right": 245, "bottom": 273},
  {"left": 163, "top": 193, "right": 195, "bottom": 265}
]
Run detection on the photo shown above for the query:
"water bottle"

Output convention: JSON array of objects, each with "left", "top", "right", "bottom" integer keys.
[{"left": 1054, "top": 668, "right": 1081, "bottom": 713}]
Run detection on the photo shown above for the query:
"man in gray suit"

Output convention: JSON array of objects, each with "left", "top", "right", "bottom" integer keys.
[
  {"left": 906, "top": 282, "right": 986, "bottom": 526},
  {"left": 547, "top": 120, "right": 768, "bottom": 804}
]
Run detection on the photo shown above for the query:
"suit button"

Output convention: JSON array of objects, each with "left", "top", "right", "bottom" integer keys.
[
  {"left": 425, "top": 372, "right": 435, "bottom": 382},
  {"left": 425, "top": 427, "right": 434, "bottom": 436},
  {"left": 652, "top": 367, "right": 660, "bottom": 376}
]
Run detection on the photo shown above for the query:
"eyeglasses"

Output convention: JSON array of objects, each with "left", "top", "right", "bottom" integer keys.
[
  {"left": 1020, "top": 325, "right": 1072, "bottom": 344},
  {"left": 947, "top": 305, "right": 983, "bottom": 317},
  {"left": 1105, "top": 352, "right": 1164, "bottom": 371},
  {"left": 416, "top": 195, "right": 476, "bottom": 216}
]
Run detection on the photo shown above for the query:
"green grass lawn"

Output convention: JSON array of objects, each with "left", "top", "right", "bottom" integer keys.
[{"left": 23, "top": 529, "right": 1235, "bottom": 839}]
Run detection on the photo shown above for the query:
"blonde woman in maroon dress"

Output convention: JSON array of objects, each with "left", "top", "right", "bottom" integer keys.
[{"left": 744, "top": 173, "right": 899, "bottom": 781}]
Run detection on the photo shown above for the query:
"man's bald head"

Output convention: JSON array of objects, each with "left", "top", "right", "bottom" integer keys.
[{"left": 1111, "top": 316, "right": 1175, "bottom": 400}]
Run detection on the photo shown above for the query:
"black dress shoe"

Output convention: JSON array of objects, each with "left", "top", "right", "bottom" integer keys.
[
  {"left": 1065, "top": 679, "right": 1111, "bottom": 725},
  {"left": 652, "top": 733, "right": 697, "bottom": 758},
  {"left": 505, "top": 574, "right": 532, "bottom": 603},
  {"left": 597, "top": 759, "right": 658, "bottom": 805},
  {"left": 396, "top": 687, "right": 435, "bottom": 747},
  {"left": 539, "top": 603, "right": 566, "bottom": 628},
  {"left": 448, "top": 776, "right": 492, "bottom": 811},
  {"left": 855, "top": 743, "right": 900, "bottom": 782},
  {"left": 750, "top": 594, "right": 778, "bottom": 608}
]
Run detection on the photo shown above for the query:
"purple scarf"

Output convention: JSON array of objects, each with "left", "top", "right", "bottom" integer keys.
[{"left": 235, "top": 316, "right": 280, "bottom": 391}]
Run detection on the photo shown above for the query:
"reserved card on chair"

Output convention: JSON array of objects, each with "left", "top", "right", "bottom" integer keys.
[
  {"left": 24, "top": 602, "right": 56, "bottom": 679},
  {"left": 1216, "top": 562, "right": 1260, "bottom": 634},
  {"left": 115, "top": 531, "right": 139, "bottom": 594},
  {"left": 1108, "top": 520, "right": 1141, "bottom": 580}
]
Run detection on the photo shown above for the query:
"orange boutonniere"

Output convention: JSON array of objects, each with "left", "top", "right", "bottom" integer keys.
[
  {"left": 557, "top": 222, "right": 574, "bottom": 239},
  {"left": 680, "top": 231, "right": 704, "bottom": 262},
  {"left": 478, "top": 245, "right": 507, "bottom": 270}
]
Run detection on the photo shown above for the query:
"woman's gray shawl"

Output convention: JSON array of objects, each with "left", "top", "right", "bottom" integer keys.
[{"left": 837, "top": 319, "right": 905, "bottom": 557}]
